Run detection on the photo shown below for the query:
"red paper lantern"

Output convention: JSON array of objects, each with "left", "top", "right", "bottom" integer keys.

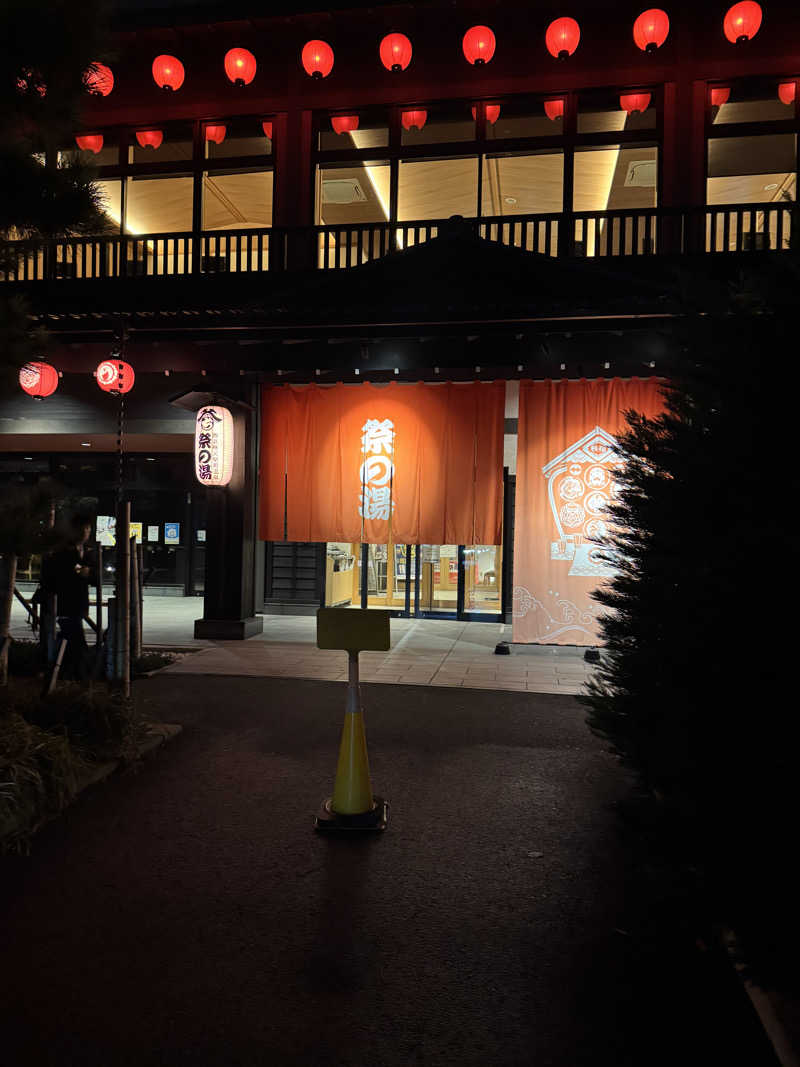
[
  {"left": 401, "top": 109, "right": 427, "bottom": 131},
  {"left": 462, "top": 25, "right": 496, "bottom": 65},
  {"left": 633, "top": 9, "right": 670, "bottom": 52},
  {"left": 19, "top": 362, "right": 58, "bottom": 399},
  {"left": 302, "top": 40, "right": 334, "bottom": 79},
  {"left": 262, "top": 120, "right": 273, "bottom": 140},
  {"left": 471, "top": 104, "right": 501, "bottom": 124},
  {"left": 224, "top": 47, "right": 257, "bottom": 86},
  {"left": 331, "top": 114, "right": 359, "bottom": 135},
  {"left": 135, "top": 129, "right": 163, "bottom": 149},
  {"left": 75, "top": 134, "right": 103, "bottom": 154},
  {"left": 152, "top": 55, "right": 185, "bottom": 91},
  {"left": 546, "top": 17, "right": 580, "bottom": 59},
  {"left": 620, "top": 92, "right": 652, "bottom": 114},
  {"left": 711, "top": 87, "right": 731, "bottom": 107},
  {"left": 723, "top": 1, "right": 762, "bottom": 42},
  {"left": 96, "top": 360, "right": 135, "bottom": 395},
  {"left": 544, "top": 99, "right": 565, "bottom": 121},
  {"left": 380, "top": 33, "right": 412, "bottom": 71},
  {"left": 205, "top": 125, "right": 226, "bottom": 144},
  {"left": 83, "top": 62, "right": 114, "bottom": 96},
  {"left": 779, "top": 81, "right": 796, "bottom": 105}
]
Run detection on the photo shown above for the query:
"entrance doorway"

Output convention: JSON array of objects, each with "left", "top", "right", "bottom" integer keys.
[{"left": 323, "top": 540, "right": 503, "bottom": 620}]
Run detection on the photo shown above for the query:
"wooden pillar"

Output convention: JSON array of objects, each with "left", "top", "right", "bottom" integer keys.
[{"left": 274, "top": 109, "right": 316, "bottom": 271}]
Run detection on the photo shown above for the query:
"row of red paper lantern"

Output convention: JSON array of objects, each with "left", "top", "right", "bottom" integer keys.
[
  {"left": 19, "top": 361, "right": 135, "bottom": 398},
  {"left": 77, "top": 76, "right": 800, "bottom": 153},
  {"left": 331, "top": 94, "right": 655, "bottom": 135},
  {"left": 75, "top": 120, "right": 274, "bottom": 155},
  {"left": 77, "top": 4, "right": 765, "bottom": 99}
]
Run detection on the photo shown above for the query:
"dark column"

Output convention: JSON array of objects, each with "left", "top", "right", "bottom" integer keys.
[
  {"left": 191, "top": 387, "right": 263, "bottom": 640},
  {"left": 274, "top": 108, "right": 316, "bottom": 272}
]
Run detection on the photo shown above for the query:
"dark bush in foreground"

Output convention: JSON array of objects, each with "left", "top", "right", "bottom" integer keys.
[{"left": 583, "top": 314, "right": 799, "bottom": 989}]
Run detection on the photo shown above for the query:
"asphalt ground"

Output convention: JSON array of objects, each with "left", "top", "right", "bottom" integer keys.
[{"left": 0, "top": 677, "right": 779, "bottom": 1067}]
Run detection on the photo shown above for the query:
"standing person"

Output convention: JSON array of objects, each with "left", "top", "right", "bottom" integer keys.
[{"left": 40, "top": 513, "right": 96, "bottom": 681}]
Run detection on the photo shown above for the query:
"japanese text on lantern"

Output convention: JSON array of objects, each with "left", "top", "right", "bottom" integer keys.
[
  {"left": 194, "top": 405, "right": 234, "bottom": 486},
  {"left": 358, "top": 418, "right": 395, "bottom": 521}
]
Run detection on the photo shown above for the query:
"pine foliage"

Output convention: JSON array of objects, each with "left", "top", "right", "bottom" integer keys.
[
  {"left": 583, "top": 304, "right": 800, "bottom": 987},
  {"left": 0, "top": 0, "right": 113, "bottom": 372}
]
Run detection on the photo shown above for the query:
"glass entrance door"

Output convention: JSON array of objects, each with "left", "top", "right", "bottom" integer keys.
[
  {"left": 355, "top": 542, "right": 411, "bottom": 615},
  {"left": 324, "top": 541, "right": 504, "bottom": 620},
  {"left": 462, "top": 545, "right": 503, "bottom": 617},
  {"left": 415, "top": 544, "right": 459, "bottom": 617}
]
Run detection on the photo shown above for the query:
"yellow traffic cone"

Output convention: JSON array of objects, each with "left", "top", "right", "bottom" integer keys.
[
  {"left": 331, "top": 696, "right": 374, "bottom": 815},
  {"left": 315, "top": 650, "right": 388, "bottom": 831}
]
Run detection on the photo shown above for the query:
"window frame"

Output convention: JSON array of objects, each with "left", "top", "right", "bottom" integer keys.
[
  {"left": 705, "top": 77, "right": 800, "bottom": 209},
  {"left": 313, "top": 88, "right": 664, "bottom": 226},
  {"left": 59, "top": 117, "right": 276, "bottom": 236}
]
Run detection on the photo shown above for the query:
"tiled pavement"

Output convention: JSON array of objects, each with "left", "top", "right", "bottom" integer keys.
[
  {"left": 162, "top": 615, "right": 596, "bottom": 695},
  {"left": 10, "top": 595, "right": 596, "bottom": 695}
]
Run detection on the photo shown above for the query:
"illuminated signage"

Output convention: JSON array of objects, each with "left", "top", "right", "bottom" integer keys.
[{"left": 195, "top": 405, "right": 234, "bottom": 486}]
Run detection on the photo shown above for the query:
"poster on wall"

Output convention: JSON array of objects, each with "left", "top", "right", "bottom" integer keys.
[
  {"left": 96, "top": 515, "right": 116, "bottom": 546},
  {"left": 147, "top": 526, "right": 159, "bottom": 542},
  {"left": 164, "top": 522, "right": 180, "bottom": 545},
  {"left": 512, "top": 378, "right": 665, "bottom": 647},
  {"left": 129, "top": 522, "right": 143, "bottom": 543}
]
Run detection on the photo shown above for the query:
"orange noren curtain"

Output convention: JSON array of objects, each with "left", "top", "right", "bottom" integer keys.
[
  {"left": 259, "top": 381, "right": 505, "bottom": 546},
  {"left": 512, "top": 377, "right": 666, "bottom": 646}
]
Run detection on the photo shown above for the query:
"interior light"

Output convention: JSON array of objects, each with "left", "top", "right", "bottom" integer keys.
[{"left": 81, "top": 442, "right": 91, "bottom": 447}]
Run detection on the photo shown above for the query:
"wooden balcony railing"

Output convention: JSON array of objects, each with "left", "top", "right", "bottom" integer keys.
[{"left": 1, "top": 203, "right": 796, "bottom": 283}]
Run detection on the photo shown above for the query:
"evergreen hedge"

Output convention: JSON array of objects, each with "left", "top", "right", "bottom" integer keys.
[{"left": 584, "top": 310, "right": 799, "bottom": 989}]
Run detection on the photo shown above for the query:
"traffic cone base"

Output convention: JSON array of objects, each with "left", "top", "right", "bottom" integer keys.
[{"left": 314, "top": 795, "right": 388, "bottom": 833}]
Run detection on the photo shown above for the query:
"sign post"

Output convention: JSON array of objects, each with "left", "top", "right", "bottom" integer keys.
[{"left": 315, "top": 607, "right": 390, "bottom": 832}]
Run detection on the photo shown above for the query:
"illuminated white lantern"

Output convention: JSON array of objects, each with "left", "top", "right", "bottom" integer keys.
[{"left": 194, "top": 405, "right": 234, "bottom": 486}]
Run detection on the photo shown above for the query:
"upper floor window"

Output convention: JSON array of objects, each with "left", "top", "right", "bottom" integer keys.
[
  {"left": 710, "top": 77, "right": 797, "bottom": 125},
  {"left": 55, "top": 117, "right": 275, "bottom": 238},
  {"left": 706, "top": 78, "right": 798, "bottom": 249}
]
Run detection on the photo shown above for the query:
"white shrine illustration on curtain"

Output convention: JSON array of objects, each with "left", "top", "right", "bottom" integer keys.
[{"left": 542, "top": 426, "right": 620, "bottom": 578}]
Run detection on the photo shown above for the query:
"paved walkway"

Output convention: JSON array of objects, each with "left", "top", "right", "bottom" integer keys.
[
  {"left": 0, "top": 676, "right": 776, "bottom": 1066},
  {"left": 163, "top": 616, "right": 594, "bottom": 695},
  {"left": 10, "top": 597, "right": 595, "bottom": 695}
]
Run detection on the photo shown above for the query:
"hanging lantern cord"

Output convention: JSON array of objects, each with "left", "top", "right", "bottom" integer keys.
[
  {"left": 116, "top": 371, "right": 125, "bottom": 504},
  {"left": 117, "top": 388, "right": 125, "bottom": 501},
  {"left": 114, "top": 322, "right": 128, "bottom": 505}
]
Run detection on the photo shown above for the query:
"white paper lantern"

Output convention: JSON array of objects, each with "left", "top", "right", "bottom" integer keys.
[{"left": 195, "top": 405, "right": 234, "bottom": 486}]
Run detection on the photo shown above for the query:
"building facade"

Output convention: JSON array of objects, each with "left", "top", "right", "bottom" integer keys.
[{"left": 2, "top": 0, "right": 796, "bottom": 641}]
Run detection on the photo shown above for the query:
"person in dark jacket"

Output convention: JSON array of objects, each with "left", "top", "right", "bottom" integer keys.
[{"left": 41, "top": 513, "right": 96, "bottom": 680}]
